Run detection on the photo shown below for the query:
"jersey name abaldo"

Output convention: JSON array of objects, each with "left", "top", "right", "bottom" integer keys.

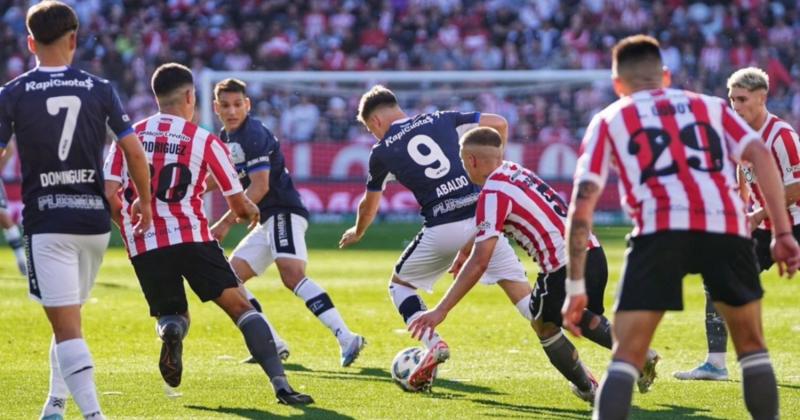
[{"left": 435, "top": 175, "right": 469, "bottom": 198}]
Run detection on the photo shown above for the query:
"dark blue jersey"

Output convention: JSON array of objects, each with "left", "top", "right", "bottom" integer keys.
[
  {"left": 367, "top": 111, "right": 481, "bottom": 227},
  {"left": 220, "top": 116, "right": 308, "bottom": 222},
  {"left": 0, "top": 66, "right": 133, "bottom": 235}
]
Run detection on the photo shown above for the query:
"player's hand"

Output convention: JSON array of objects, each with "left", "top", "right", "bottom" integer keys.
[
  {"left": 561, "top": 293, "right": 588, "bottom": 337},
  {"left": 130, "top": 198, "right": 152, "bottom": 237},
  {"left": 408, "top": 309, "right": 447, "bottom": 341},
  {"left": 339, "top": 226, "right": 362, "bottom": 248},
  {"left": 771, "top": 233, "right": 800, "bottom": 278},
  {"left": 210, "top": 220, "right": 231, "bottom": 242},
  {"left": 235, "top": 201, "right": 260, "bottom": 230},
  {"left": 448, "top": 251, "right": 468, "bottom": 277}
]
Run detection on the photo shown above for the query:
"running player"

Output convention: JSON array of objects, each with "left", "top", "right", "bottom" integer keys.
[
  {"left": 0, "top": 2, "right": 153, "bottom": 419},
  {"left": 104, "top": 63, "right": 312, "bottom": 405},
  {"left": 339, "top": 85, "right": 530, "bottom": 390},
  {"left": 409, "top": 127, "right": 658, "bottom": 402},
  {"left": 675, "top": 67, "right": 800, "bottom": 381},
  {"left": 563, "top": 35, "right": 800, "bottom": 419},
  {"left": 210, "top": 78, "right": 364, "bottom": 367}
]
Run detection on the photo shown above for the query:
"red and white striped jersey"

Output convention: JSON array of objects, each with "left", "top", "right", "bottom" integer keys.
[
  {"left": 575, "top": 88, "right": 758, "bottom": 238},
  {"left": 743, "top": 114, "right": 800, "bottom": 230},
  {"left": 104, "top": 113, "right": 243, "bottom": 257},
  {"left": 475, "top": 161, "right": 600, "bottom": 273}
]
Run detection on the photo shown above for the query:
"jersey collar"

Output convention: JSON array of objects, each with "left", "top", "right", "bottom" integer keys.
[{"left": 36, "top": 65, "right": 69, "bottom": 72}]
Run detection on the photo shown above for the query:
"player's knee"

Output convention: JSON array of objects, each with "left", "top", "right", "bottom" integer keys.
[
  {"left": 216, "top": 288, "right": 255, "bottom": 320},
  {"left": 532, "top": 320, "right": 559, "bottom": 339},
  {"left": 277, "top": 262, "right": 305, "bottom": 289}
]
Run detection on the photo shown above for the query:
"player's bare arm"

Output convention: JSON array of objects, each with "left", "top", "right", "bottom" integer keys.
[
  {"left": 204, "top": 174, "right": 219, "bottom": 193},
  {"left": 747, "top": 182, "right": 800, "bottom": 229},
  {"left": 339, "top": 190, "right": 382, "bottom": 248},
  {"left": 562, "top": 181, "right": 601, "bottom": 336},
  {"left": 104, "top": 180, "right": 123, "bottom": 228},
  {"left": 211, "top": 169, "right": 269, "bottom": 241},
  {"left": 224, "top": 191, "right": 260, "bottom": 230},
  {"left": 742, "top": 141, "right": 800, "bottom": 276},
  {"left": 408, "top": 236, "right": 498, "bottom": 340},
  {"left": 478, "top": 114, "right": 508, "bottom": 144},
  {"left": 118, "top": 132, "right": 153, "bottom": 236}
]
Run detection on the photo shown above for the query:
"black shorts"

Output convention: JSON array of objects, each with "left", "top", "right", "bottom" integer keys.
[
  {"left": 529, "top": 246, "right": 609, "bottom": 326},
  {"left": 752, "top": 225, "right": 800, "bottom": 272},
  {"left": 131, "top": 241, "right": 240, "bottom": 317},
  {"left": 616, "top": 231, "right": 762, "bottom": 311}
]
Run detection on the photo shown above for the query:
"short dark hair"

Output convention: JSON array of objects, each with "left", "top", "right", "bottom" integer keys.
[
  {"left": 151, "top": 63, "right": 194, "bottom": 97},
  {"left": 460, "top": 127, "right": 502, "bottom": 148},
  {"left": 26, "top": 1, "right": 79, "bottom": 45},
  {"left": 357, "top": 85, "right": 398, "bottom": 125},
  {"left": 214, "top": 78, "right": 247, "bottom": 101},
  {"left": 612, "top": 35, "right": 663, "bottom": 78}
]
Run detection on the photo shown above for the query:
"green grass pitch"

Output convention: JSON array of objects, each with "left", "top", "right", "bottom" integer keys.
[{"left": 0, "top": 224, "right": 798, "bottom": 419}]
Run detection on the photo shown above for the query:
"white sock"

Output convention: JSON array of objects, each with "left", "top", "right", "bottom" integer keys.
[
  {"left": 706, "top": 352, "right": 727, "bottom": 369},
  {"left": 294, "top": 278, "right": 354, "bottom": 347},
  {"left": 56, "top": 339, "right": 103, "bottom": 419},
  {"left": 389, "top": 282, "right": 442, "bottom": 349},
  {"left": 4, "top": 225, "right": 20, "bottom": 242},
  {"left": 514, "top": 295, "right": 533, "bottom": 321},
  {"left": 40, "top": 336, "right": 69, "bottom": 418}
]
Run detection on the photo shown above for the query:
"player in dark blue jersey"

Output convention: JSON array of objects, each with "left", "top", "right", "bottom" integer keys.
[
  {"left": 210, "top": 78, "right": 365, "bottom": 367},
  {"left": 339, "top": 85, "right": 530, "bottom": 390},
  {"left": 0, "top": 2, "right": 152, "bottom": 419}
]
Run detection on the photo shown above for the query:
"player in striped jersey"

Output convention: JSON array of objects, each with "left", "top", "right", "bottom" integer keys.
[
  {"left": 676, "top": 67, "right": 800, "bottom": 381},
  {"left": 104, "top": 63, "right": 312, "bottom": 405},
  {"left": 563, "top": 35, "right": 800, "bottom": 419},
  {"left": 408, "top": 127, "right": 658, "bottom": 403}
]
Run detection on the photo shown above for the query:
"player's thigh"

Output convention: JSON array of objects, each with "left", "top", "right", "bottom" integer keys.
[
  {"left": 393, "top": 219, "right": 474, "bottom": 292},
  {"left": 529, "top": 267, "right": 567, "bottom": 327},
  {"left": 615, "top": 232, "right": 689, "bottom": 312},
  {"left": 181, "top": 242, "right": 241, "bottom": 304},
  {"left": 76, "top": 233, "right": 110, "bottom": 304},
  {"left": 131, "top": 247, "right": 187, "bottom": 317},
  {"left": 700, "top": 234, "right": 763, "bottom": 309},
  {"left": 481, "top": 235, "right": 527, "bottom": 286},
  {"left": 585, "top": 246, "right": 609, "bottom": 316},
  {"left": 27, "top": 233, "right": 82, "bottom": 307},
  {"left": 231, "top": 221, "right": 273, "bottom": 277},
  {"left": 712, "top": 300, "right": 765, "bottom": 355}
]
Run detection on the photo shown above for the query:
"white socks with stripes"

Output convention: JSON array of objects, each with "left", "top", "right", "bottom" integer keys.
[
  {"left": 294, "top": 278, "right": 354, "bottom": 348},
  {"left": 594, "top": 360, "right": 637, "bottom": 420},
  {"left": 40, "top": 336, "right": 69, "bottom": 419},
  {"left": 55, "top": 338, "right": 104, "bottom": 420},
  {"left": 739, "top": 350, "right": 778, "bottom": 419}
]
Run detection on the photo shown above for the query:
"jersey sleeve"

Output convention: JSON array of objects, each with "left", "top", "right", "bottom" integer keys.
[
  {"left": 206, "top": 135, "right": 244, "bottom": 196},
  {"left": 442, "top": 111, "right": 481, "bottom": 138},
  {"left": 105, "top": 85, "right": 134, "bottom": 139},
  {"left": 0, "top": 87, "right": 13, "bottom": 148},
  {"left": 475, "top": 190, "right": 512, "bottom": 242},
  {"left": 244, "top": 127, "right": 273, "bottom": 174},
  {"left": 574, "top": 114, "right": 612, "bottom": 188},
  {"left": 770, "top": 127, "right": 800, "bottom": 185},
  {"left": 366, "top": 150, "right": 390, "bottom": 192},
  {"left": 103, "top": 141, "right": 126, "bottom": 183},
  {"left": 721, "top": 104, "right": 759, "bottom": 161}
]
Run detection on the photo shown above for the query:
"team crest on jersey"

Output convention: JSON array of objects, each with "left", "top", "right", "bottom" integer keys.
[{"left": 227, "top": 142, "right": 246, "bottom": 164}]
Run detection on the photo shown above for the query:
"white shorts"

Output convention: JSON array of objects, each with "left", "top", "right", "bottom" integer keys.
[
  {"left": 26, "top": 232, "right": 110, "bottom": 307},
  {"left": 394, "top": 218, "right": 527, "bottom": 292},
  {"left": 231, "top": 212, "right": 308, "bottom": 275}
]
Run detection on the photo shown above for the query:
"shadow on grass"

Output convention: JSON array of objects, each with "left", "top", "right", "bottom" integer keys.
[
  {"left": 288, "top": 366, "right": 504, "bottom": 395},
  {"left": 185, "top": 404, "right": 354, "bottom": 419},
  {"left": 629, "top": 404, "right": 725, "bottom": 419},
  {"left": 778, "top": 382, "right": 800, "bottom": 391},
  {"left": 471, "top": 398, "right": 589, "bottom": 419}
]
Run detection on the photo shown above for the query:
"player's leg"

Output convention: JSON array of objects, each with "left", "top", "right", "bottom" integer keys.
[
  {"left": 186, "top": 244, "right": 312, "bottom": 405},
  {"left": 486, "top": 235, "right": 533, "bottom": 321},
  {"left": 595, "top": 310, "right": 663, "bottom": 419},
  {"left": 529, "top": 269, "right": 597, "bottom": 402},
  {"left": 702, "top": 234, "right": 776, "bottom": 419},
  {"left": 34, "top": 233, "right": 108, "bottom": 420},
  {"left": 674, "top": 289, "right": 729, "bottom": 380},
  {"left": 229, "top": 223, "right": 290, "bottom": 361},
  {"left": 270, "top": 213, "right": 364, "bottom": 366},
  {"left": 131, "top": 246, "right": 190, "bottom": 388},
  {"left": 0, "top": 180, "right": 26, "bottom": 275},
  {"left": 40, "top": 336, "right": 69, "bottom": 419},
  {"left": 497, "top": 280, "right": 533, "bottom": 321}
]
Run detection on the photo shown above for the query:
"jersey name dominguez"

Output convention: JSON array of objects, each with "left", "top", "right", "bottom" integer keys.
[
  {"left": 104, "top": 113, "right": 242, "bottom": 257},
  {"left": 0, "top": 66, "right": 133, "bottom": 235},
  {"left": 367, "top": 111, "right": 481, "bottom": 226},
  {"left": 575, "top": 88, "right": 757, "bottom": 238},
  {"left": 220, "top": 115, "right": 308, "bottom": 222}
]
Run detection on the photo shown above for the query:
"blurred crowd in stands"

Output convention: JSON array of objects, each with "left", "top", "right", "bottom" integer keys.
[{"left": 1, "top": 0, "right": 799, "bottom": 144}]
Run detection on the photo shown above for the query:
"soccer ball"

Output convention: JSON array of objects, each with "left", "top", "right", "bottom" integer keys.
[{"left": 391, "top": 347, "right": 427, "bottom": 391}]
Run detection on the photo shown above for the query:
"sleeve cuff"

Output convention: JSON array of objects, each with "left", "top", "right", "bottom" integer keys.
[
  {"left": 221, "top": 185, "right": 244, "bottom": 197},
  {"left": 574, "top": 172, "right": 605, "bottom": 188},
  {"left": 104, "top": 174, "right": 122, "bottom": 182},
  {"left": 474, "top": 231, "right": 501, "bottom": 242},
  {"left": 114, "top": 127, "right": 134, "bottom": 140},
  {"left": 247, "top": 164, "right": 270, "bottom": 174}
]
